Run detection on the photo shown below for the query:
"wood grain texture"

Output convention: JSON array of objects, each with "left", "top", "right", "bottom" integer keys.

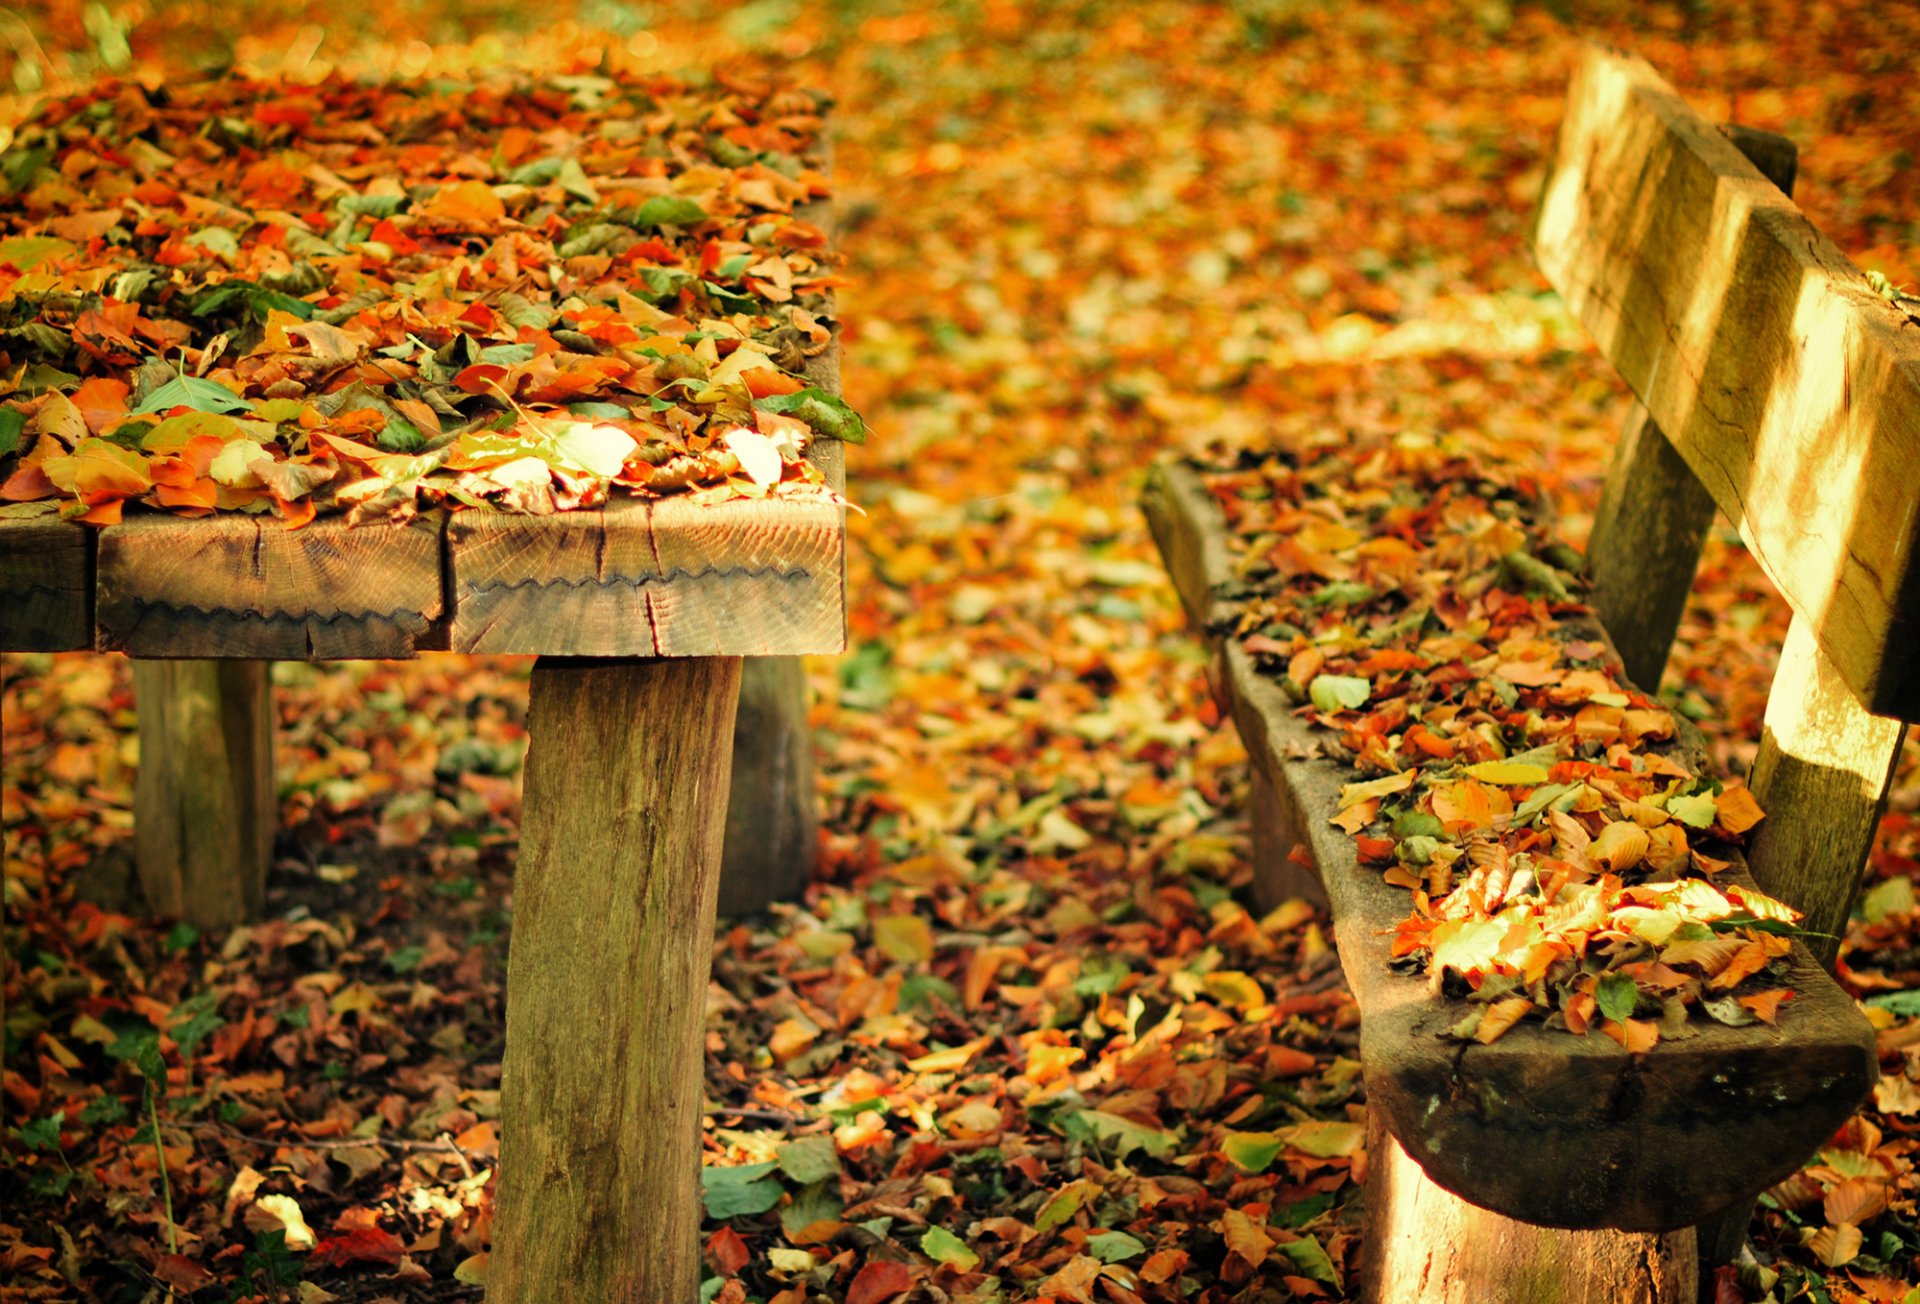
[
  {"left": 131, "top": 659, "right": 276, "bottom": 924},
  {"left": 96, "top": 513, "right": 444, "bottom": 659},
  {"left": 1746, "top": 616, "right": 1908, "bottom": 969},
  {"left": 1247, "top": 765, "right": 1328, "bottom": 911},
  {"left": 1534, "top": 45, "right": 1920, "bottom": 720},
  {"left": 718, "top": 656, "right": 818, "bottom": 916},
  {"left": 1361, "top": 1110, "right": 1698, "bottom": 1304},
  {"left": 0, "top": 517, "right": 93, "bottom": 651},
  {"left": 1142, "top": 457, "right": 1876, "bottom": 1232},
  {"left": 1584, "top": 128, "right": 1797, "bottom": 694},
  {"left": 491, "top": 655, "right": 742, "bottom": 1303}
]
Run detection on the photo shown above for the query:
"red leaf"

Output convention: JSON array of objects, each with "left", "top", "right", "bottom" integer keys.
[
  {"left": 846, "top": 1261, "right": 914, "bottom": 1304},
  {"left": 311, "top": 1225, "right": 407, "bottom": 1268},
  {"left": 706, "top": 1225, "right": 751, "bottom": 1276}
]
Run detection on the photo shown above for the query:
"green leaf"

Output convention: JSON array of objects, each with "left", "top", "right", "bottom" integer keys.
[
  {"left": 1666, "top": 792, "right": 1717, "bottom": 829},
  {"left": 702, "top": 1162, "right": 783, "bottom": 1218},
  {"left": 702, "top": 280, "right": 760, "bottom": 313},
  {"left": 779, "top": 1180, "right": 843, "bottom": 1237},
  {"left": 921, "top": 1225, "right": 980, "bottom": 1269},
  {"left": 169, "top": 992, "right": 225, "bottom": 1057},
  {"left": 18, "top": 1115, "right": 62, "bottom": 1151},
  {"left": 1278, "top": 1235, "right": 1340, "bottom": 1287},
  {"left": 1514, "top": 782, "right": 1576, "bottom": 825},
  {"left": 80, "top": 1094, "right": 129, "bottom": 1127},
  {"left": 1034, "top": 1180, "right": 1093, "bottom": 1233},
  {"left": 1867, "top": 990, "right": 1920, "bottom": 1017},
  {"left": 1308, "top": 674, "right": 1370, "bottom": 713},
  {"left": 1087, "top": 1230, "right": 1145, "bottom": 1263},
  {"left": 1060, "top": 1108, "right": 1176, "bottom": 1160},
  {"left": 0, "top": 407, "right": 24, "bottom": 457},
  {"left": 1309, "top": 579, "right": 1374, "bottom": 608},
  {"left": 132, "top": 375, "right": 251, "bottom": 417},
  {"left": 1221, "top": 1130, "right": 1285, "bottom": 1173},
  {"left": 385, "top": 944, "right": 426, "bottom": 974},
  {"left": 104, "top": 1018, "right": 165, "bottom": 1085},
  {"left": 776, "top": 1135, "right": 841, "bottom": 1185},
  {"left": 567, "top": 401, "right": 631, "bottom": 419},
  {"left": 754, "top": 387, "right": 870, "bottom": 444},
  {"left": 0, "top": 236, "right": 75, "bottom": 271},
  {"left": 1596, "top": 972, "right": 1641, "bottom": 1024},
  {"left": 630, "top": 195, "right": 708, "bottom": 229},
  {"left": 378, "top": 415, "right": 427, "bottom": 453}
]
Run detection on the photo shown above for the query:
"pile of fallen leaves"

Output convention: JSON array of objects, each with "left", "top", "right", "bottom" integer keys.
[
  {"left": 0, "top": 65, "right": 862, "bottom": 528},
  {"left": 1196, "top": 426, "right": 1797, "bottom": 1050}
]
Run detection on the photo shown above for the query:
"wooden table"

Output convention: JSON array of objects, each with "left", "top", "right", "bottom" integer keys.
[{"left": 1, "top": 422, "right": 848, "bottom": 1299}]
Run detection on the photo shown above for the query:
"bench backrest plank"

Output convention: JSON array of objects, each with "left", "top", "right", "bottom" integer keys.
[{"left": 1535, "top": 45, "right": 1920, "bottom": 722}]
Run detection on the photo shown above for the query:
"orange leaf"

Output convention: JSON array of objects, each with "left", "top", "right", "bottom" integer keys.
[
  {"left": 1601, "top": 1017, "right": 1659, "bottom": 1054},
  {"left": 1736, "top": 988, "right": 1793, "bottom": 1025},
  {"left": 1823, "top": 1179, "right": 1890, "bottom": 1228},
  {"left": 1474, "top": 996, "right": 1534, "bottom": 1044},
  {"left": 1708, "top": 940, "right": 1771, "bottom": 991},
  {"left": 424, "top": 179, "right": 506, "bottom": 225},
  {"left": 1713, "top": 785, "right": 1766, "bottom": 836}
]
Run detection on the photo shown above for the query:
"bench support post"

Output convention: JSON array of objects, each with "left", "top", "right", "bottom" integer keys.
[
  {"left": 131, "top": 659, "right": 275, "bottom": 925},
  {"left": 491, "top": 654, "right": 742, "bottom": 1303},
  {"left": 718, "top": 656, "right": 817, "bottom": 916},
  {"left": 1362, "top": 1112, "right": 1698, "bottom": 1304},
  {"left": 1746, "top": 617, "right": 1907, "bottom": 969},
  {"left": 1248, "top": 765, "right": 1330, "bottom": 911}
]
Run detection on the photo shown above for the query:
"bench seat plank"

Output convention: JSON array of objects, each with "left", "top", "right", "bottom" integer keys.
[
  {"left": 0, "top": 517, "right": 93, "bottom": 652},
  {"left": 1534, "top": 46, "right": 1920, "bottom": 721},
  {"left": 1144, "top": 456, "right": 1875, "bottom": 1232},
  {"left": 94, "top": 513, "right": 446, "bottom": 660}
]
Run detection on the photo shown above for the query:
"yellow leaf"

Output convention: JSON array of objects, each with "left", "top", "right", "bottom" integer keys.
[
  {"left": 872, "top": 914, "right": 934, "bottom": 965},
  {"left": 1202, "top": 970, "right": 1267, "bottom": 1013},
  {"left": 1220, "top": 1207, "right": 1274, "bottom": 1268},
  {"left": 1809, "top": 1222, "right": 1862, "bottom": 1268},
  {"left": 1337, "top": 770, "right": 1414, "bottom": 810},
  {"left": 1464, "top": 760, "right": 1550, "bottom": 785},
  {"left": 1589, "top": 821, "right": 1649, "bottom": 873},
  {"left": 251, "top": 1194, "right": 315, "bottom": 1250}
]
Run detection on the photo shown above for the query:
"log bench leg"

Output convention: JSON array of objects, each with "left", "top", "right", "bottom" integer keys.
[
  {"left": 131, "top": 659, "right": 275, "bottom": 925},
  {"left": 491, "top": 655, "right": 742, "bottom": 1303},
  {"left": 1362, "top": 1111, "right": 1698, "bottom": 1304},
  {"left": 1249, "top": 764, "right": 1329, "bottom": 911},
  {"left": 718, "top": 656, "right": 817, "bottom": 916}
]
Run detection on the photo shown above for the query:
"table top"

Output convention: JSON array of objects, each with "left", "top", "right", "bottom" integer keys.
[{"left": 0, "top": 72, "right": 849, "bottom": 663}]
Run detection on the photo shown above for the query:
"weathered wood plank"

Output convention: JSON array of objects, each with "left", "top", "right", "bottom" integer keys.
[
  {"left": 1361, "top": 1110, "right": 1698, "bottom": 1304},
  {"left": 1142, "top": 458, "right": 1876, "bottom": 1232},
  {"left": 491, "top": 655, "right": 741, "bottom": 1303},
  {"left": 95, "top": 513, "right": 445, "bottom": 660},
  {"left": 1585, "top": 127, "right": 1797, "bottom": 694},
  {"left": 718, "top": 656, "right": 818, "bottom": 916},
  {"left": 0, "top": 517, "right": 93, "bottom": 652},
  {"left": 1746, "top": 616, "right": 1908, "bottom": 968},
  {"left": 1534, "top": 45, "right": 1920, "bottom": 720},
  {"left": 131, "top": 659, "right": 276, "bottom": 924}
]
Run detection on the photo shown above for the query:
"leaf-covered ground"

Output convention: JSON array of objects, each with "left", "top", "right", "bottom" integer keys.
[{"left": 5, "top": 2, "right": 1920, "bottom": 1301}]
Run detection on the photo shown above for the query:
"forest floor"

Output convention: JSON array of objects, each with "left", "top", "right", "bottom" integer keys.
[{"left": 6, "top": 1, "right": 1920, "bottom": 1301}]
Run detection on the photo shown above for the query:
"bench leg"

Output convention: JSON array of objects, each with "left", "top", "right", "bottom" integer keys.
[
  {"left": 1248, "top": 766, "right": 1329, "bottom": 911},
  {"left": 718, "top": 656, "right": 817, "bottom": 916},
  {"left": 131, "top": 659, "right": 275, "bottom": 925},
  {"left": 491, "top": 655, "right": 742, "bottom": 1303},
  {"left": 1362, "top": 1111, "right": 1698, "bottom": 1303}
]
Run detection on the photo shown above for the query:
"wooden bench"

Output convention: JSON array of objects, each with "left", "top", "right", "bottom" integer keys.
[{"left": 1145, "top": 44, "right": 1914, "bottom": 1302}]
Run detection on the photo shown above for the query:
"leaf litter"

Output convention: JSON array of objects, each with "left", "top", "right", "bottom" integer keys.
[{"left": 5, "top": 2, "right": 1920, "bottom": 1303}]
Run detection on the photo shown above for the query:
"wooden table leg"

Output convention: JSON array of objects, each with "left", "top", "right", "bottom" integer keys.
[
  {"left": 1361, "top": 1111, "right": 1698, "bottom": 1304},
  {"left": 131, "top": 659, "right": 275, "bottom": 925},
  {"left": 718, "top": 656, "right": 817, "bottom": 917},
  {"left": 491, "top": 655, "right": 743, "bottom": 1303}
]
